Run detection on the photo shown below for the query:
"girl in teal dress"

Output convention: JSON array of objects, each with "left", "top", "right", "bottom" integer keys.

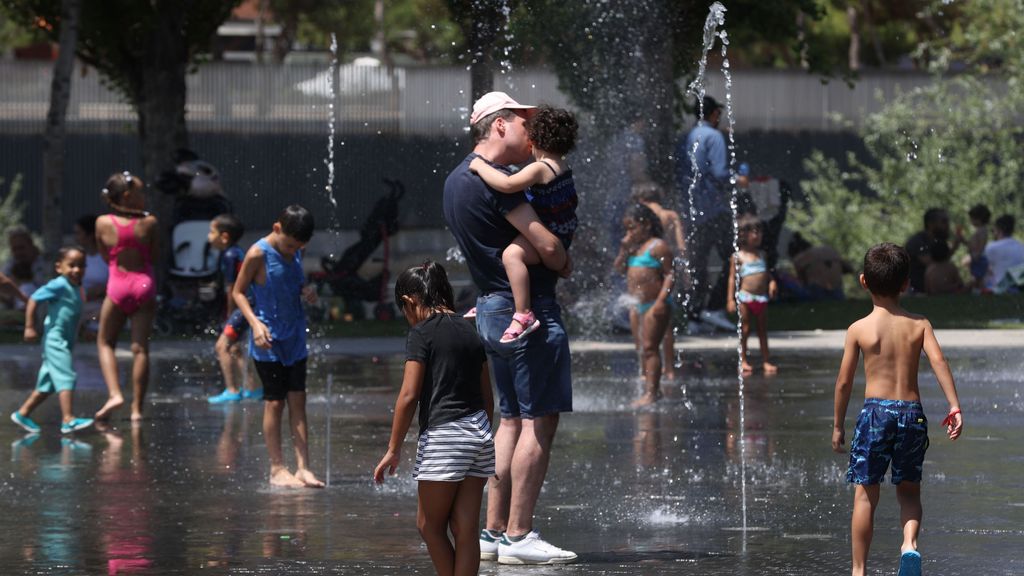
[{"left": 10, "top": 247, "right": 94, "bottom": 435}]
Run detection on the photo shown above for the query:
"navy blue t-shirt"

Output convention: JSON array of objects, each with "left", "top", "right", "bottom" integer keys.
[{"left": 442, "top": 153, "right": 559, "bottom": 297}]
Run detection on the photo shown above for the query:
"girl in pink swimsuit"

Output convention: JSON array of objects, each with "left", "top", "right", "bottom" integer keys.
[{"left": 94, "top": 171, "right": 159, "bottom": 422}]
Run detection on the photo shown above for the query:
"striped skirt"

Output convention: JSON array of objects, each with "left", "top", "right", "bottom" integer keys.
[{"left": 414, "top": 410, "right": 495, "bottom": 482}]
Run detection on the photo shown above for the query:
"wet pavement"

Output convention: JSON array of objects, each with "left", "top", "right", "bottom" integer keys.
[{"left": 0, "top": 335, "right": 1021, "bottom": 574}]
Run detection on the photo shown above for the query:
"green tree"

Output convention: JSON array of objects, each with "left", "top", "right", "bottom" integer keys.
[
  {"left": 2, "top": 0, "right": 240, "bottom": 282},
  {"left": 794, "top": 0, "right": 1024, "bottom": 271},
  {"left": 40, "top": 0, "right": 79, "bottom": 261}
]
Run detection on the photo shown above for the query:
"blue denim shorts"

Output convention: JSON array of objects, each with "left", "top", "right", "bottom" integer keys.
[
  {"left": 847, "top": 398, "right": 929, "bottom": 485},
  {"left": 475, "top": 293, "right": 573, "bottom": 419}
]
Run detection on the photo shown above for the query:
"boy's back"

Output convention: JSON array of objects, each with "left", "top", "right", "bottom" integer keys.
[{"left": 848, "top": 307, "right": 929, "bottom": 402}]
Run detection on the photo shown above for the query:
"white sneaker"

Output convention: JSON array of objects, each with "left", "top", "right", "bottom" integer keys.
[
  {"left": 700, "top": 309, "right": 735, "bottom": 331},
  {"left": 498, "top": 530, "right": 578, "bottom": 565},
  {"left": 479, "top": 529, "right": 501, "bottom": 561}
]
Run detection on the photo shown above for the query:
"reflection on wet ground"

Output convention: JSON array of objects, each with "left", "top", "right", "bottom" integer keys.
[{"left": 0, "top": 343, "right": 1021, "bottom": 574}]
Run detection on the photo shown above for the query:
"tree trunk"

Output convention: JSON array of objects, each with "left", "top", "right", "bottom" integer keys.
[
  {"left": 847, "top": 5, "right": 861, "bottom": 71},
  {"left": 643, "top": 0, "right": 675, "bottom": 189},
  {"left": 467, "top": 2, "right": 498, "bottom": 102},
  {"left": 138, "top": 3, "right": 190, "bottom": 289},
  {"left": 41, "top": 0, "right": 80, "bottom": 261}
]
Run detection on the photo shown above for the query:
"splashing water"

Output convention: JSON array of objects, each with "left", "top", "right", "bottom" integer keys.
[
  {"left": 685, "top": 1, "right": 749, "bottom": 546},
  {"left": 498, "top": 0, "right": 515, "bottom": 89},
  {"left": 325, "top": 34, "right": 339, "bottom": 210}
]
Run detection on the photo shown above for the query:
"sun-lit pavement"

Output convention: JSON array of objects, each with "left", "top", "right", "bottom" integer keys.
[{"left": 0, "top": 330, "right": 1020, "bottom": 574}]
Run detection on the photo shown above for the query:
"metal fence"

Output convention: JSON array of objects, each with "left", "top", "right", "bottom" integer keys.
[{"left": 0, "top": 61, "right": 940, "bottom": 135}]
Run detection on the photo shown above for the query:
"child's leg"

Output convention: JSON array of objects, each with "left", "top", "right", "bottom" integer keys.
[
  {"left": 896, "top": 481, "right": 922, "bottom": 553},
  {"left": 662, "top": 321, "right": 677, "bottom": 379},
  {"left": 851, "top": 483, "right": 880, "bottom": 576},
  {"left": 287, "top": 391, "right": 324, "bottom": 487},
  {"left": 739, "top": 304, "right": 753, "bottom": 374},
  {"left": 215, "top": 334, "right": 240, "bottom": 393},
  {"left": 57, "top": 390, "right": 74, "bottom": 423},
  {"left": 95, "top": 297, "right": 128, "bottom": 420},
  {"left": 449, "top": 476, "right": 487, "bottom": 576},
  {"left": 756, "top": 313, "right": 778, "bottom": 374},
  {"left": 629, "top": 307, "right": 642, "bottom": 376},
  {"left": 264, "top": 399, "right": 302, "bottom": 487},
  {"left": 231, "top": 343, "right": 253, "bottom": 391},
  {"left": 418, "top": 480, "right": 461, "bottom": 576},
  {"left": 127, "top": 300, "right": 155, "bottom": 421},
  {"left": 17, "top": 391, "right": 50, "bottom": 418},
  {"left": 634, "top": 305, "right": 670, "bottom": 406},
  {"left": 502, "top": 234, "right": 539, "bottom": 315}
]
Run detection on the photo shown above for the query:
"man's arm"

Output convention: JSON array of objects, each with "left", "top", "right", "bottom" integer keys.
[
  {"left": 505, "top": 203, "right": 567, "bottom": 274},
  {"left": 706, "top": 132, "right": 730, "bottom": 182},
  {"left": 832, "top": 327, "right": 861, "bottom": 452}
]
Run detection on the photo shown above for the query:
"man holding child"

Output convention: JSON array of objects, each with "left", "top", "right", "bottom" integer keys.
[{"left": 442, "top": 91, "right": 577, "bottom": 565}]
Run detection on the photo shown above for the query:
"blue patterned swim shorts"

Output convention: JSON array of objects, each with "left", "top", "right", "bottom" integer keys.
[{"left": 847, "top": 398, "right": 929, "bottom": 485}]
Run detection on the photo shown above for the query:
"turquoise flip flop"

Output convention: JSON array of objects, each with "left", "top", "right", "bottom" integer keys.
[{"left": 897, "top": 550, "right": 921, "bottom": 576}]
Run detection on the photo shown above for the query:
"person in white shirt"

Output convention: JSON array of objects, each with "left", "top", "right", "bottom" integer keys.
[{"left": 983, "top": 214, "right": 1024, "bottom": 291}]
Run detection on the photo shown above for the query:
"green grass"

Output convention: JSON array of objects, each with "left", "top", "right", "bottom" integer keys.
[{"left": 764, "top": 293, "right": 1024, "bottom": 331}]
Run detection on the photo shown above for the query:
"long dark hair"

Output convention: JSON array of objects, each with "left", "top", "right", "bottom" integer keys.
[
  {"left": 394, "top": 260, "right": 454, "bottom": 311},
  {"left": 624, "top": 203, "right": 663, "bottom": 239}
]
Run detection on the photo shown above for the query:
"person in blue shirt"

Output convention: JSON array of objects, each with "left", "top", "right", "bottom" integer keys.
[
  {"left": 677, "top": 95, "right": 733, "bottom": 326},
  {"left": 232, "top": 205, "right": 323, "bottom": 488},
  {"left": 10, "top": 246, "right": 94, "bottom": 435},
  {"left": 207, "top": 214, "right": 262, "bottom": 404}
]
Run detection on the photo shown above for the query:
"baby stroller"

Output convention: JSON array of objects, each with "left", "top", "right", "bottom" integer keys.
[
  {"left": 309, "top": 178, "right": 404, "bottom": 320},
  {"left": 154, "top": 150, "right": 232, "bottom": 335}
]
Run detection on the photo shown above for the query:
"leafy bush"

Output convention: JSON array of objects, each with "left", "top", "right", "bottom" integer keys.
[{"left": 0, "top": 174, "right": 25, "bottom": 263}]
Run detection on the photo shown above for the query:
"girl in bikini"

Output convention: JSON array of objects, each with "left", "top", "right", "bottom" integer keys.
[
  {"left": 614, "top": 204, "right": 675, "bottom": 407},
  {"left": 726, "top": 213, "right": 778, "bottom": 375},
  {"left": 94, "top": 171, "right": 159, "bottom": 421},
  {"left": 468, "top": 105, "right": 578, "bottom": 343}
]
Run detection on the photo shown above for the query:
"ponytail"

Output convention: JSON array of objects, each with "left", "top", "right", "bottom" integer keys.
[
  {"left": 394, "top": 260, "right": 455, "bottom": 311},
  {"left": 102, "top": 171, "right": 148, "bottom": 217}
]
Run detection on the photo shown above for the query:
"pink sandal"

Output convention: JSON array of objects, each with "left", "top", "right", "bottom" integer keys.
[{"left": 500, "top": 311, "right": 540, "bottom": 343}]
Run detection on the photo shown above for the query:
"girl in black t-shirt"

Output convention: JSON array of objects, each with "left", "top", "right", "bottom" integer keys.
[{"left": 374, "top": 261, "right": 494, "bottom": 575}]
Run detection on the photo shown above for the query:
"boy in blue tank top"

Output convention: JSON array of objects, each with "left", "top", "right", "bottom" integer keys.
[{"left": 232, "top": 205, "right": 324, "bottom": 488}]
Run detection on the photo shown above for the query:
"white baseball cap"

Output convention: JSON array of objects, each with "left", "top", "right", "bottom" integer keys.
[{"left": 470, "top": 91, "right": 536, "bottom": 125}]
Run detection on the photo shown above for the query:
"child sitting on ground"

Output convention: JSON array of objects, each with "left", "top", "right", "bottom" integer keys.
[
  {"left": 924, "top": 240, "right": 964, "bottom": 295},
  {"left": 832, "top": 242, "right": 963, "bottom": 576},
  {"left": 10, "top": 247, "right": 94, "bottom": 435},
  {"left": 726, "top": 214, "right": 778, "bottom": 375},
  {"left": 374, "top": 260, "right": 494, "bottom": 576},
  {"left": 233, "top": 205, "right": 323, "bottom": 488},
  {"left": 207, "top": 213, "right": 262, "bottom": 403},
  {"left": 613, "top": 204, "right": 675, "bottom": 407},
  {"left": 468, "top": 105, "right": 578, "bottom": 343}
]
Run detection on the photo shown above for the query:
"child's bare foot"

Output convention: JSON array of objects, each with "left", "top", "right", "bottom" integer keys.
[
  {"left": 740, "top": 361, "right": 754, "bottom": 375},
  {"left": 663, "top": 368, "right": 678, "bottom": 381},
  {"left": 95, "top": 396, "right": 124, "bottom": 420},
  {"left": 130, "top": 411, "right": 145, "bottom": 422},
  {"left": 295, "top": 469, "right": 325, "bottom": 488},
  {"left": 763, "top": 361, "right": 778, "bottom": 375},
  {"left": 631, "top": 391, "right": 662, "bottom": 408},
  {"left": 270, "top": 468, "right": 305, "bottom": 488}
]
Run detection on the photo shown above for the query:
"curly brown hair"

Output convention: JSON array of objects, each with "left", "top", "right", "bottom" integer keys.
[{"left": 527, "top": 105, "right": 578, "bottom": 156}]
